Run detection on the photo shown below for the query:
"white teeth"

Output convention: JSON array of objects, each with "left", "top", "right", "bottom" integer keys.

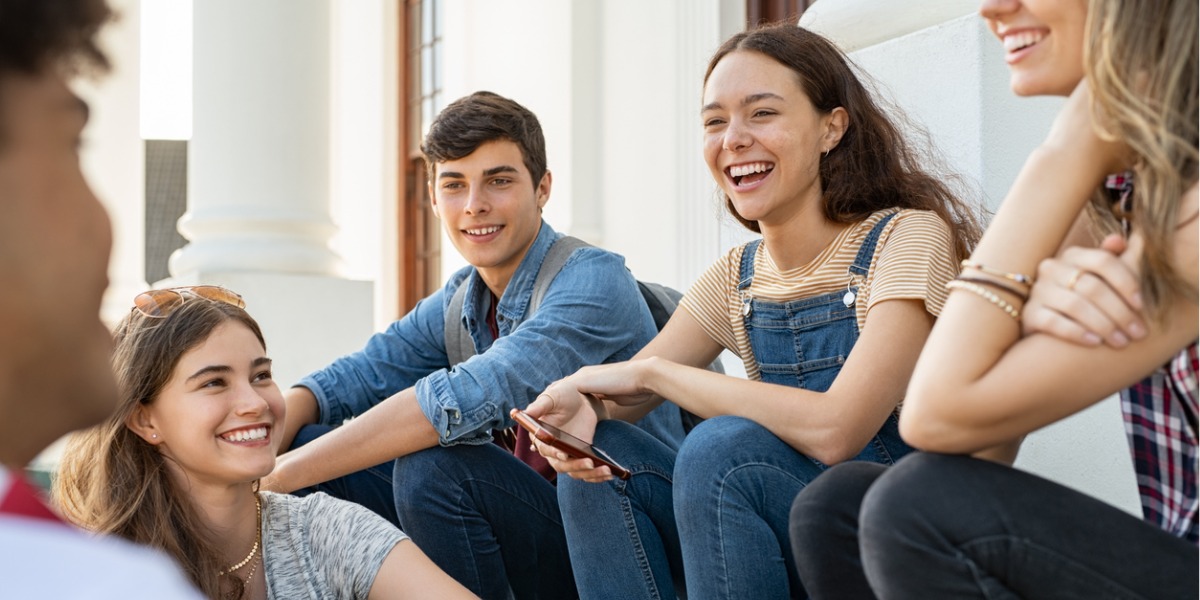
[
  {"left": 222, "top": 427, "right": 268, "bottom": 443},
  {"left": 1003, "top": 31, "right": 1044, "bottom": 52},
  {"left": 465, "top": 226, "right": 501, "bottom": 236},
  {"left": 729, "top": 162, "right": 773, "bottom": 178}
]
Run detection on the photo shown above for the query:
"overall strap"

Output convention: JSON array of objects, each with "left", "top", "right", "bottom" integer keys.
[
  {"left": 737, "top": 239, "right": 763, "bottom": 292},
  {"left": 848, "top": 211, "right": 899, "bottom": 278}
]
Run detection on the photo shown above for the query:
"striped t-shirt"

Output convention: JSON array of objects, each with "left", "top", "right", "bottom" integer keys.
[{"left": 679, "top": 208, "right": 957, "bottom": 380}]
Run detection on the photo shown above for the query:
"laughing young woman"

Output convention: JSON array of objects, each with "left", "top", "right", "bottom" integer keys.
[
  {"left": 523, "top": 23, "right": 981, "bottom": 600},
  {"left": 789, "top": 0, "right": 1198, "bottom": 598},
  {"left": 53, "top": 287, "right": 475, "bottom": 600}
]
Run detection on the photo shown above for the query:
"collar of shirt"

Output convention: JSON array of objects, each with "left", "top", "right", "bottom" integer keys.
[{"left": 0, "top": 466, "right": 65, "bottom": 524}]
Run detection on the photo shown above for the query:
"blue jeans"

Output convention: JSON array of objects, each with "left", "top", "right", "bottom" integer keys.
[
  {"left": 292, "top": 424, "right": 576, "bottom": 600},
  {"left": 561, "top": 416, "right": 908, "bottom": 600},
  {"left": 558, "top": 420, "right": 683, "bottom": 600},
  {"left": 674, "top": 416, "right": 826, "bottom": 600},
  {"left": 675, "top": 416, "right": 906, "bottom": 600}
]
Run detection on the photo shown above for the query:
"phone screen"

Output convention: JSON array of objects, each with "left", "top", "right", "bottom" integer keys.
[{"left": 510, "top": 409, "right": 631, "bottom": 480}]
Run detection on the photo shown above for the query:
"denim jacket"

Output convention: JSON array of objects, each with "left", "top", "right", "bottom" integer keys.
[{"left": 298, "top": 221, "right": 685, "bottom": 448}]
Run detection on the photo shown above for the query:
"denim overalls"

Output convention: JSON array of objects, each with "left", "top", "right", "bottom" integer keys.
[
  {"left": 557, "top": 212, "right": 922, "bottom": 600},
  {"left": 736, "top": 211, "right": 912, "bottom": 465}
]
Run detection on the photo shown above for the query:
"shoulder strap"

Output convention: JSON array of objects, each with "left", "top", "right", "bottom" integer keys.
[
  {"left": 443, "top": 235, "right": 591, "bottom": 367},
  {"left": 444, "top": 282, "right": 473, "bottom": 367},
  {"left": 737, "top": 239, "right": 762, "bottom": 292},
  {"left": 528, "top": 236, "right": 591, "bottom": 316},
  {"left": 848, "top": 211, "right": 899, "bottom": 278}
]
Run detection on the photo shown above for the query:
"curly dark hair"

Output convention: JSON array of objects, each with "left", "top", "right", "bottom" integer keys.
[
  {"left": 0, "top": 0, "right": 111, "bottom": 76},
  {"left": 706, "top": 23, "right": 981, "bottom": 261},
  {"left": 421, "top": 91, "right": 548, "bottom": 188}
]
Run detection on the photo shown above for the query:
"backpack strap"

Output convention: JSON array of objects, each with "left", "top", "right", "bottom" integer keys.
[
  {"left": 443, "top": 235, "right": 590, "bottom": 367},
  {"left": 444, "top": 281, "right": 473, "bottom": 367},
  {"left": 529, "top": 236, "right": 591, "bottom": 316}
]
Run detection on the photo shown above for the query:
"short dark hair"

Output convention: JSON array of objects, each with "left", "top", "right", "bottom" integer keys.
[
  {"left": 420, "top": 91, "right": 547, "bottom": 188},
  {"left": 0, "top": 0, "right": 111, "bottom": 76}
]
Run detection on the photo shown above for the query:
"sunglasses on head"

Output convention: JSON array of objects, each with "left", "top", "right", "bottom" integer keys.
[{"left": 132, "top": 286, "right": 246, "bottom": 319}]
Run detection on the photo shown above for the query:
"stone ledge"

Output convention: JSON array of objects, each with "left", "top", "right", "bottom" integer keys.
[{"left": 799, "top": 0, "right": 974, "bottom": 52}]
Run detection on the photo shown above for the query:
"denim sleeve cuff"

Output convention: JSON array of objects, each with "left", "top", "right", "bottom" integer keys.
[
  {"left": 296, "top": 370, "right": 351, "bottom": 426},
  {"left": 415, "top": 371, "right": 500, "bottom": 446}
]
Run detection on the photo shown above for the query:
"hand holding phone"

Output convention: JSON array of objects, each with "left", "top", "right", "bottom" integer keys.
[{"left": 510, "top": 409, "right": 631, "bottom": 480}]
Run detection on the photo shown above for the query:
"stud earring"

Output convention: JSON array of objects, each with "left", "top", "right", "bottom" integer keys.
[{"left": 151, "top": 433, "right": 158, "bottom": 439}]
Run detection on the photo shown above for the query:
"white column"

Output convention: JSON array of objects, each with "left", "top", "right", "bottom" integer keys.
[
  {"left": 801, "top": 0, "right": 1139, "bottom": 515},
  {"left": 162, "top": 0, "right": 373, "bottom": 390},
  {"left": 172, "top": 0, "right": 341, "bottom": 277}
]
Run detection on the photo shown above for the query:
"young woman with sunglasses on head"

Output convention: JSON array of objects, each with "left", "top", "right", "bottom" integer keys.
[
  {"left": 790, "top": 0, "right": 1198, "bottom": 598},
  {"left": 523, "top": 23, "right": 981, "bottom": 599},
  {"left": 54, "top": 287, "right": 476, "bottom": 600}
]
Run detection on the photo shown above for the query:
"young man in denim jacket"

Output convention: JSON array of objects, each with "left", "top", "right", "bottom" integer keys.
[{"left": 268, "top": 91, "right": 685, "bottom": 599}]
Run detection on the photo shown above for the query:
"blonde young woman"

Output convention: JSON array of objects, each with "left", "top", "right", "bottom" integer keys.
[
  {"left": 54, "top": 287, "right": 475, "bottom": 600},
  {"left": 790, "top": 0, "right": 1198, "bottom": 598}
]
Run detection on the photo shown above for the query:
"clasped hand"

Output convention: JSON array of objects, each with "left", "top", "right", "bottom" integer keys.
[{"left": 1024, "top": 233, "right": 1146, "bottom": 347}]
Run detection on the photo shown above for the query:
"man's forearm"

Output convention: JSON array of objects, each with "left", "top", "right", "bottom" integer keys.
[
  {"left": 269, "top": 387, "right": 440, "bottom": 492},
  {"left": 278, "top": 386, "right": 320, "bottom": 454}
]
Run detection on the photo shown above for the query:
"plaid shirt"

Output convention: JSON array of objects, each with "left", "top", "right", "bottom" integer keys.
[{"left": 1121, "top": 342, "right": 1199, "bottom": 544}]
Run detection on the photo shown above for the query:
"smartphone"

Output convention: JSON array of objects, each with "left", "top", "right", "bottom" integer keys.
[{"left": 509, "top": 409, "right": 632, "bottom": 480}]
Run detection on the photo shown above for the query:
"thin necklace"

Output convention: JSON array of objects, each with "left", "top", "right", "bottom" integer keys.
[
  {"left": 240, "top": 551, "right": 262, "bottom": 596},
  {"left": 218, "top": 494, "right": 262, "bottom": 577}
]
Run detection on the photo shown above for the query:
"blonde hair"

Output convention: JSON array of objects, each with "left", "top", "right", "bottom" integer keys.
[
  {"left": 54, "top": 300, "right": 266, "bottom": 599},
  {"left": 1085, "top": 0, "right": 1199, "bottom": 320}
]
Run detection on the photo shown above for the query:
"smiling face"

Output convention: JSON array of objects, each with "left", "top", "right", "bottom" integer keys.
[
  {"left": 980, "top": 0, "right": 1088, "bottom": 96},
  {"left": 430, "top": 139, "right": 550, "bottom": 295},
  {"left": 134, "top": 320, "right": 284, "bottom": 491},
  {"left": 702, "top": 50, "right": 846, "bottom": 229}
]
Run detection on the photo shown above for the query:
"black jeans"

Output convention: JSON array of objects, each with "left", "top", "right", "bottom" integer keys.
[{"left": 789, "top": 453, "right": 1198, "bottom": 600}]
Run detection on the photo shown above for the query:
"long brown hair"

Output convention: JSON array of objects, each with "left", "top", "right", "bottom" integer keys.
[
  {"left": 54, "top": 299, "right": 266, "bottom": 600},
  {"left": 705, "top": 23, "right": 981, "bottom": 260},
  {"left": 1085, "top": 0, "right": 1198, "bottom": 321}
]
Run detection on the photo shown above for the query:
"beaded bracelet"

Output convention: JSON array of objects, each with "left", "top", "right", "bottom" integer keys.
[
  {"left": 946, "top": 280, "right": 1021, "bottom": 321},
  {"left": 955, "top": 276, "right": 1030, "bottom": 302},
  {"left": 960, "top": 260, "right": 1035, "bottom": 288}
]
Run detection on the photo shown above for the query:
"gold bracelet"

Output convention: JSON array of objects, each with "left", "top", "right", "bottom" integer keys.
[
  {"left": 960, "top": 260, "right": 1035, "bottom": 287},
  {"left": 955, "top": 276, "right": 1030, "bottom": 302},
  {"left": 946, "top": 280, "right": 1021, "bottom": 320}
]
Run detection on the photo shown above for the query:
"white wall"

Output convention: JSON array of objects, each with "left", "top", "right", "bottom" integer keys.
[
  {"left": 78, "top": 0, "right": 146, "bottom": 325},
  {"left": 436, "top": 0, "right": 743, "bottom": 293},
  {"left": 329, "top": 0, "right": 399, "bottom": 328},
  {"left": 438, "top": 0, "right": 575, "bottom": 279}
]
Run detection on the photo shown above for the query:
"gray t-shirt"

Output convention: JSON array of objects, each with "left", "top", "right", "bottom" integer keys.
[{"left": 262, "top": 491, "right": 407, "bottom": 599}]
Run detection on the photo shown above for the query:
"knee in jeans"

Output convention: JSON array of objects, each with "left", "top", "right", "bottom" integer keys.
[
  {"left": 791, "top": 461, "right": 883, "bottom": 531},
  {"left": 556, "top": 469, "right": 619, "bottom": 510},
  {"left": 675, "top": 415, "right": 758, "bottom": 472},
  {"left": 860, "top": 453, "right": 958, "bottom": 542},
  {"left": 393, "top": 445, "right": 463, "bottom": 504}
]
